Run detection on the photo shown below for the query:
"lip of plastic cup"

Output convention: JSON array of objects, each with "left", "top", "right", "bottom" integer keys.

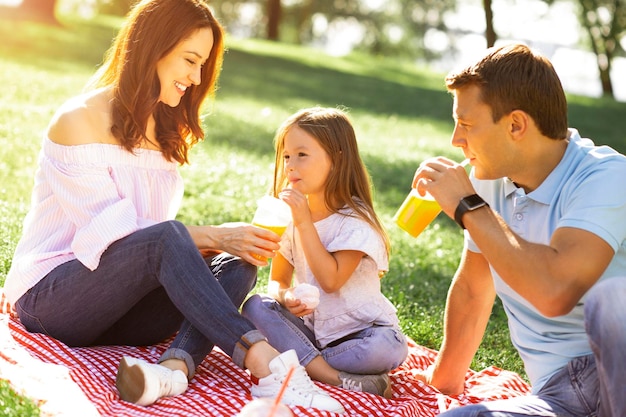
[
  {"left": 253, "top": 196, "right": 291, "bottom": 226},
  {"left": 411, "top": 189, "right": 435, "bottom": 200}
]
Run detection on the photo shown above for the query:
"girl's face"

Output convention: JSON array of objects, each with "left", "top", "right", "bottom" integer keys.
[
  {"left": 282, "top": 125, "right": 332, "bottom": 198},
  {"left": 156, "top": 28, "right": 214, "bottom": 107}
]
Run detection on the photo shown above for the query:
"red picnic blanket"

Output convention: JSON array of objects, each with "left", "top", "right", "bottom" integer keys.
[{"left": 0, "top": 291, "right": 530, "bottom": 417}]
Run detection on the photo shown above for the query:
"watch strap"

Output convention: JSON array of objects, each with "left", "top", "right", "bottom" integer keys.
[{"left": 454, "top": 194, "right": 488, "bottom": 229}]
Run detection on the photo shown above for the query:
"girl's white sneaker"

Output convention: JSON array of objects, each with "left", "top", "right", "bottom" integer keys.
[{"left": 251, "top": 349, "right": 344, "bottom": 413}]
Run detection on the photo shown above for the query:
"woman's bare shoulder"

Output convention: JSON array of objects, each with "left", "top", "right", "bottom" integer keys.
[{"left": 47, "top": 88, "right": 116, "bottom": 146}]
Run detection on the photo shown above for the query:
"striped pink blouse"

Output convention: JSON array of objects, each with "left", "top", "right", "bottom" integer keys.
[{"left": 4, "top": 137, "right": 184, "bottom": 304}]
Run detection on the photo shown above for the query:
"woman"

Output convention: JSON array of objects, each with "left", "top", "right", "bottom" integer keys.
[{"left": 4, "top": 0, "right": 343, "bottom": 412}]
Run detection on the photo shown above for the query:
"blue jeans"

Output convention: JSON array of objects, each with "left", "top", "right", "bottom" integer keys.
[
  {"left": 241, "top": 294, "right": 408, "bottom": 374},
  {"left": 14, "top": 221, "right": 266, "bottom": 377},
  {"left": 440, "top": 277, "right": 626, "bottom": 417}
]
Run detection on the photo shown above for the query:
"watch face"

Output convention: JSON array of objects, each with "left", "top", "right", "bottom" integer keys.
[{"left": 463, "top": 194, "right": 486, "bottom": 209}]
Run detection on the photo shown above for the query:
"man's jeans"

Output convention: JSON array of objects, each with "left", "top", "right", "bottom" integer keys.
[
  {"left": 242, "top": 294, "right": 408, "bottom": 374},
  {"left": 439, "top": 277, "right": 626, "bottom": 417},
  {"left": 15, "top": 220, "right": 266, "bottom": 376}
]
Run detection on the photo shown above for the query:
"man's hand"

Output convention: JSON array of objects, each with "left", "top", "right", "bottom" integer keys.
[
  {"left": 411, "top": 157, "right": 475, "bottom": 217},
  {"left": 411, "top": 365, "right": 466, "bottom": 396},
  {"left": 411, "top": 366, "right": 433, "bottom": 385}
]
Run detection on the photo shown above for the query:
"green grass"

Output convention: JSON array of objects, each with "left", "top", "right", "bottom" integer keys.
[
  {"left": 0, "top": 380, "right": 40, "bottom": 417},
  {"left": 1, "top": 12, "right": 626, "bottom": 414}
]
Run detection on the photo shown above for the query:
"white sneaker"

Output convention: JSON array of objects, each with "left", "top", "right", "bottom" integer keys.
[
  {"left": 251, "top": 350, "right": 345, "bottom": 413},
  {"left": 116, "top": 356, "right": 188, "bottom": 406}
]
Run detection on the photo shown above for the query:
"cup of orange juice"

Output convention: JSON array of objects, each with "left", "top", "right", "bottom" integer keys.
[
  {"left": 395, "top": 158, "right": 469, "bottom": 238},
  {"left": 252, "top": 196, "right": 292, "bottom": 260},
  {"left": 393, "top": 189, "right": 442, "bottom": 238}
]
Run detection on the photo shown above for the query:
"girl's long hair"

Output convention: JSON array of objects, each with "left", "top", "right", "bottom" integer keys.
[
  {"left": 86, "top": 0, "right": 224, "bottom": 164},
  {"left": 272, "top": 107, "right": 390, "bottom": 255}
]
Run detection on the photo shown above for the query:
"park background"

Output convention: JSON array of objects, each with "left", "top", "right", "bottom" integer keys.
[{"left": 1, "top": 0, "right": 625, "bottom": 415}]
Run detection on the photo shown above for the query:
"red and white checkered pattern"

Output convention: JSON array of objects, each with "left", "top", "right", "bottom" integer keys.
[{"left": 0, "top": 291, "right": 530, "bottom": 416}]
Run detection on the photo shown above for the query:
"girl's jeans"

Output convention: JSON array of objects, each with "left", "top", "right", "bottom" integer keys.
[
  {"left": 242, "top": 294, "right": 408, "bottom": 374},
  {"left": 14, "top": 220, "right": 266, "bottom": 378},
  {"left": 439, "top": 277, "right": 626, "bottom": 417}
]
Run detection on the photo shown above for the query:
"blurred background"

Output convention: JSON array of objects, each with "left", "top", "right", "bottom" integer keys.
[{"left": 1, "top": 0, "right": 625, "bottom": 102}]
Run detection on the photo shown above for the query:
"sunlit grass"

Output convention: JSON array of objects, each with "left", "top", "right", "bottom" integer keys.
[{"left": 0, "top": 380, "right": 40, "bottom": 417}]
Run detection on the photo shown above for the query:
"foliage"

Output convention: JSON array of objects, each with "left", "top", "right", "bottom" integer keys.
[
  {"left": 575, "top": 0, "right": 626, "bottom": 96},
  {"left": 53, "top": 0, "right": 626, "bottom": 94},
  {"left": 210, "top": 0, "right": 455, "bottom": 59}
]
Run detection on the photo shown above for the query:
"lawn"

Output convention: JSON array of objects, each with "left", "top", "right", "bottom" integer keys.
[{"left": 1, "top": 11, "right": 625, "bottom": 416}]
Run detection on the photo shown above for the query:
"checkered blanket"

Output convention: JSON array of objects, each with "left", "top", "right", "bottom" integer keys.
[{"left": 0, "top": 291, "right": 530, "bottom": 416}]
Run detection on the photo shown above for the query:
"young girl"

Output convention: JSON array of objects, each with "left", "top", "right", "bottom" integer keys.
[{"left": 242, "top": 107, "right": 408, "bottom": 398}]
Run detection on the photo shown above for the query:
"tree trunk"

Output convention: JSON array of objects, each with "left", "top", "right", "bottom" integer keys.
[
  {"left": 267, "top": 0, "right": 281, "bottom": 41},
  {"left": 483, "top": 0, "right": 497, "bottom": 47},
  {"left": 594, "top": 48, "right": 614, "bottom": 97},
  {"left": 579, "top": 0, "right": 615, "bottom": 98}
]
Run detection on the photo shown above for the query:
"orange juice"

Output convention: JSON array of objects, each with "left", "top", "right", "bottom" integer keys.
[
  {"left": 252, "top": 223, "right": 287, "bottom": 261},
  {"left": 393, "top": 190, "right": 441, "bottom": 238},
  {"left": 252, "top": 223, "right": 287, "bottom": 237}
]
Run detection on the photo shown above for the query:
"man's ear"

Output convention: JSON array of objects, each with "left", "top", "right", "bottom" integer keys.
[{"left": 508, "top": 109, "right": 529, "bottom": 139}]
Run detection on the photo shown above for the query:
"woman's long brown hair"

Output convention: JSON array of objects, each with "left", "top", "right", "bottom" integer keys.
[{"left": 87, "top": 0, "right": 224, "bottom": 164}]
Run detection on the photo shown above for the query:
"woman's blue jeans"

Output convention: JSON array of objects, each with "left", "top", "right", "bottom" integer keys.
[
  {"left": 14, "top": 220, "right": 266, "bottom": 378},
  {"left": 439, "top": 277, "right": 626, "bottom": 417},
  {"left": 242, "top": 294, "right": 408, "bottom": 374}
]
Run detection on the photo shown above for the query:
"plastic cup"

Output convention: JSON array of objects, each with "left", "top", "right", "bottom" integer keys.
[
  {"left": 252, "top": 196, "right": 292, "bottom": 260},
  {"left": 252, "top": 196, "right": 291, "bottom": 236},
  {"left": 395, "top": 158, "right": 469, "bottom": 238},
  {"left": 393, "top": 189, "right": 441, "bottom": 238}
]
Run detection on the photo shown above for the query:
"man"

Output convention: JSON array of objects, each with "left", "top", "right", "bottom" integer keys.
[{"left": 412, "top": 43, "right": 626, "bottom": 416}]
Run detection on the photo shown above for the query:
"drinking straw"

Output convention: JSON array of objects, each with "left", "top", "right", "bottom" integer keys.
[{"left": 269, "top": 365, "right": 295, "bottom": 416}]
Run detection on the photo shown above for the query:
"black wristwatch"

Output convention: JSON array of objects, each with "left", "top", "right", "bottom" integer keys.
[{"left": 454, "top": 194, "right": 489, "bottom": 229}]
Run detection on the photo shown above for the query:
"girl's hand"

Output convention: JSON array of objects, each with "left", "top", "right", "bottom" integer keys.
[
  {"left": 278, "top": 189, "right": 312, "bottom": 227},
  {"left": 283, "top": 288, "right": 315, "bottom": 317}
]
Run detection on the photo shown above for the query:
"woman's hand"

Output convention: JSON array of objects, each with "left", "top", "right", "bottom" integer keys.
[{"left": 187, "top": 223, "right": 281, "bottom": 266}]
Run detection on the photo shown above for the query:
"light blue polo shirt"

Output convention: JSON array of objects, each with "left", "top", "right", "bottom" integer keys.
[{"left": 466, "top": 128, "right": 626, "bottom": 392}]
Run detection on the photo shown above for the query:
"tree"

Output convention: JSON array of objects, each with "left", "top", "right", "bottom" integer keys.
[
  {"left": 576, "top": 0, "right": 626, "bottom": 98},
  {"left": 483, "top": 0, "right": 624, "bottom": 99},
  {"left": 483, "top": 0, "right": 497, "bottom": 47},
  {"left": 210, "top": 0, "right": 455, "bottom": 60},
  {"left": 267, "top": 0, "right": 281, "bottom": 40}
]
